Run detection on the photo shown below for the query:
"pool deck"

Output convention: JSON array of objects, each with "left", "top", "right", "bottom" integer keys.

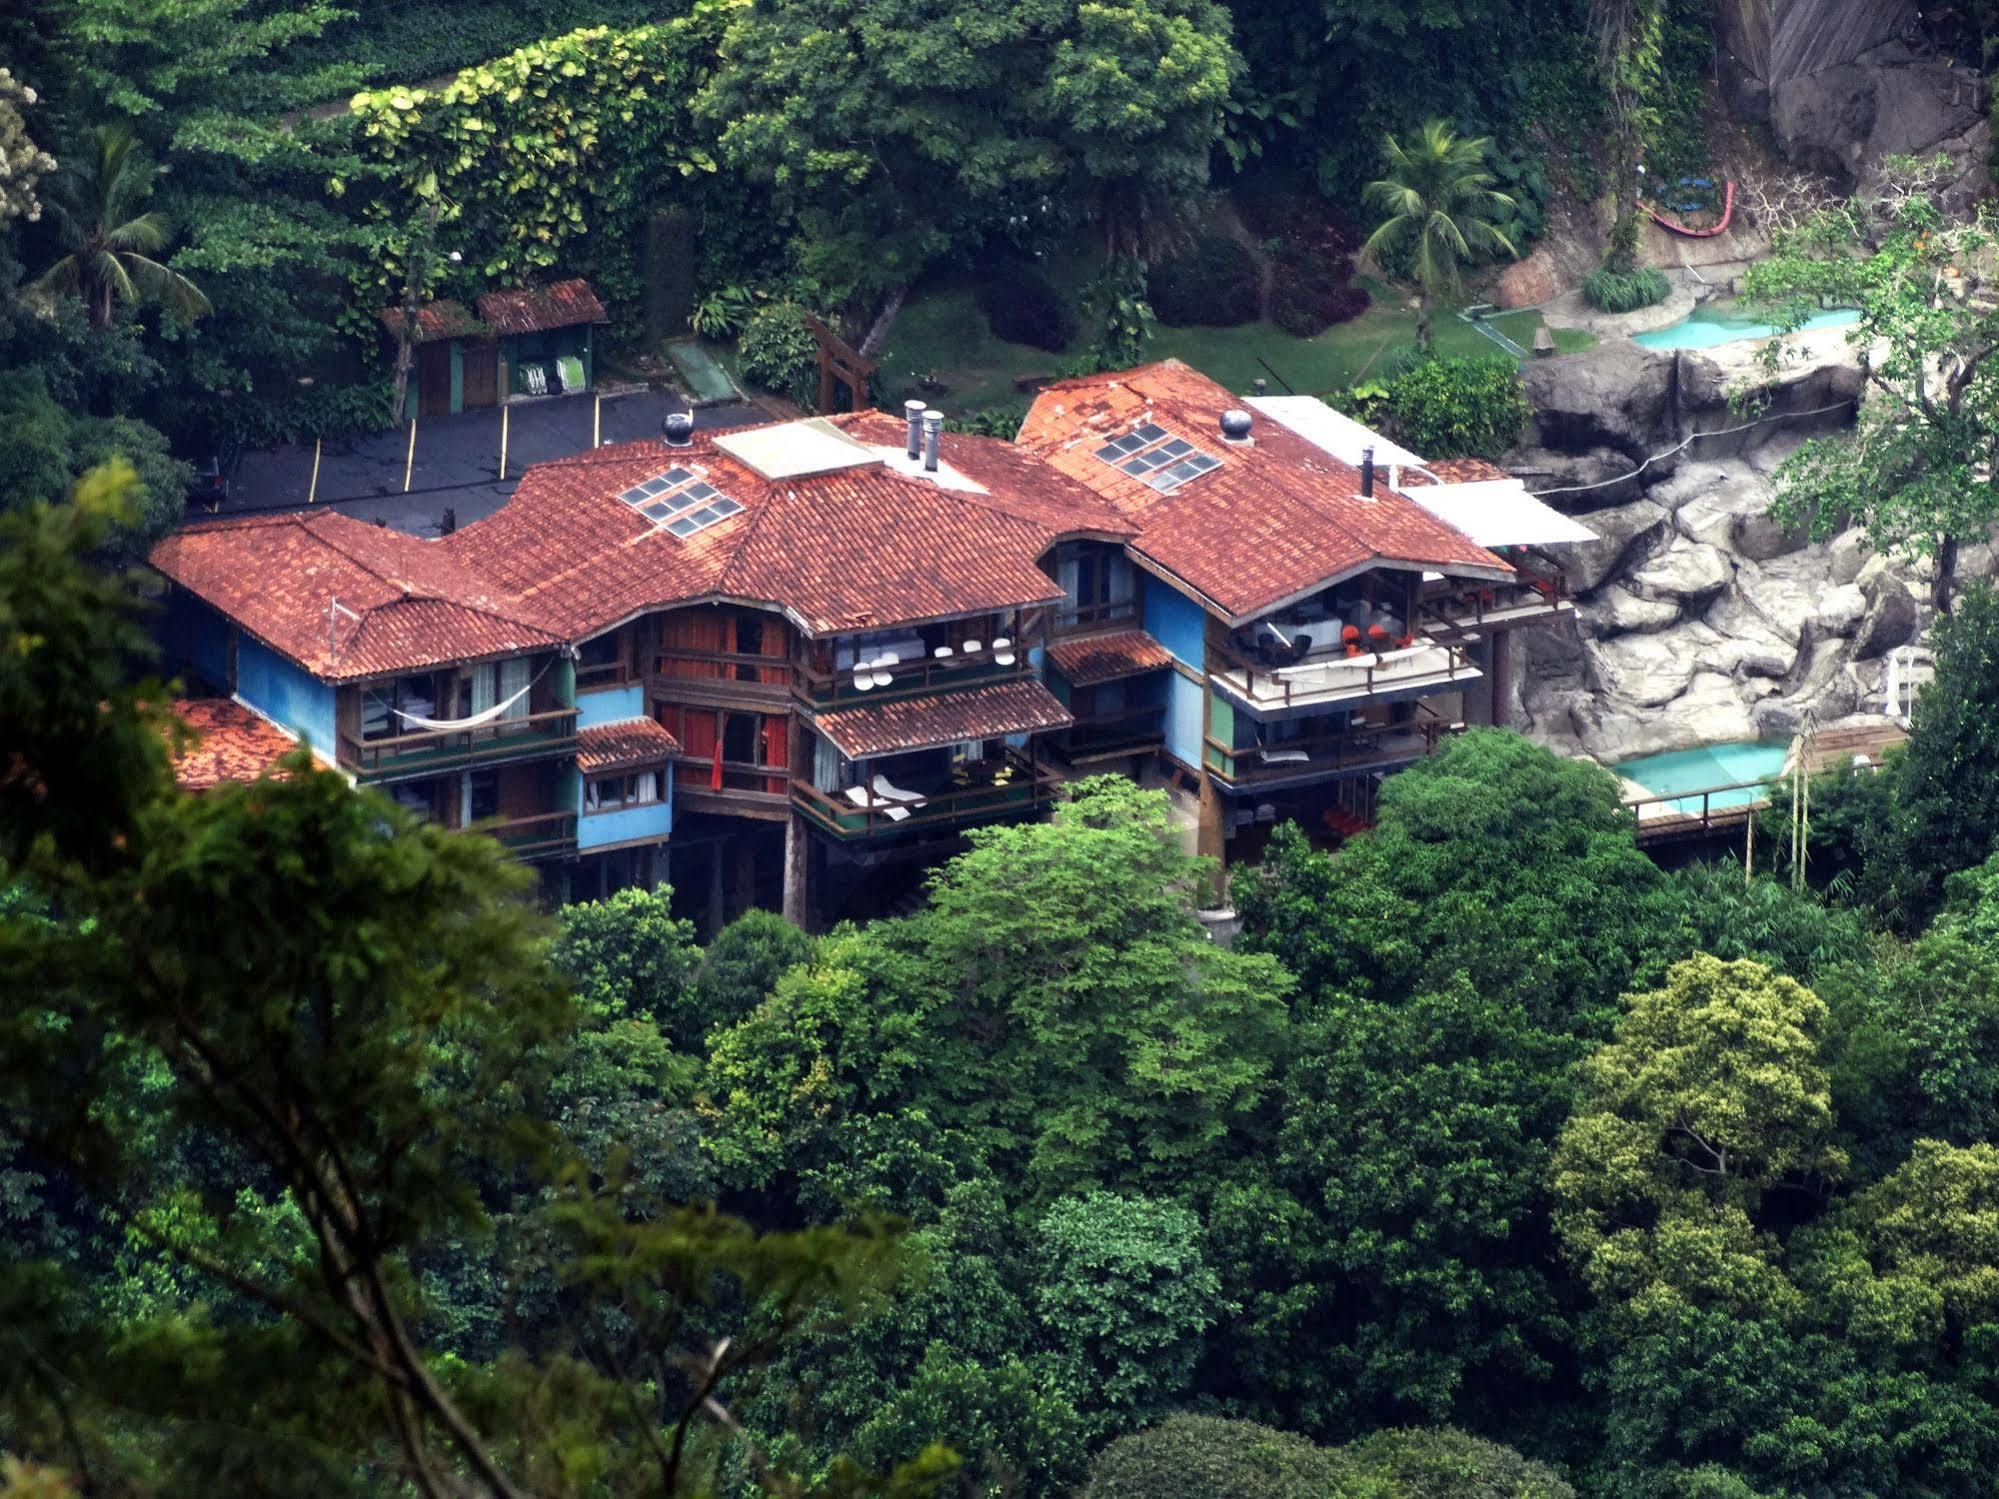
[{"left": 1614, "top": 717, "right": 1907, "bottom": 848}]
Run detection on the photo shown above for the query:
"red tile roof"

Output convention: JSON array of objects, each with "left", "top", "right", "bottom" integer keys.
[
  {"left": 1018, "top": 360, "right": 1513, "bottom": 622},
  {"left": 475, "top": 278, "right": 607, "bottom": 335},
  {"left": 810, "top": 678, "right": 1073, "bottom": 759},
  {"left": 1046, "top": 630, "right": 1175, "bottom": 687},
  {"left": 169, "top": 698, "right": 300, "bottom": 790},
  {"left": 151, "top": 414, "right": 1131, "bottom": 681},
  {"left": 151, "top": 511, "right": 564, "bottom": 681},
  {"left": 442, "top": 413, "right": 1131, "bottom": 639},
  {"left": 1405, "top": 457, "right": 1515, "bottom": 485},
  {"left": 377, "top": 299, "right": 486, "bottom": 344},
  {"left": 576, "top": 717, "right": 681, "bottom": 773}
]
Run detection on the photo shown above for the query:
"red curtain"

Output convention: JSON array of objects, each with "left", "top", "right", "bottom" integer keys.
[
  {"left": 657, "top": 610, "right": 727, "bottom": 680},
  {"left": 762, "top": 715, "right": 789, "bottom": 794},
  {"left": 664, "top": 704, "right": 722, "bottom": 790}
]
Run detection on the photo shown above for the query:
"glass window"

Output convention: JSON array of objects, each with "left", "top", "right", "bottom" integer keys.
[{"left": 467, "top": 770, "right": 499, "bottom": 822}]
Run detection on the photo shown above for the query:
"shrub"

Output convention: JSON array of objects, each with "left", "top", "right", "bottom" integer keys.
[
  {"left": 946, "top": 401, "right": 1030, "bottom": 438},
  {"left": 1582, "top": 262, "right": 1671, "bottom": 313},
  {"left": 736, "top": 300, "right": 817, "bottom": 406},
  {"left": 1339, "top": 1427, "right": 1576, "bottom": 1497},
  {"left": 977, "top": 260, "right": 1075, "bottom": 352},
  {"left": 1081, "top": 1415, "right": 1352, "bottom": 1499},
  {"left": 1341, "top": 354, "right": 1529, "bottom": 459},
  {"left": 1147, "top": 234, "right": 1261, "bottom": 327}
]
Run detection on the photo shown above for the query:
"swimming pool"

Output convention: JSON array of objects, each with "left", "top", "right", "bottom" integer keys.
[
  {"left": 1634, "top": 304, "right": 1860, "bottom": 352},
  {"left": 1615, "top": 740, "right": 1789, "bottom": 813}
]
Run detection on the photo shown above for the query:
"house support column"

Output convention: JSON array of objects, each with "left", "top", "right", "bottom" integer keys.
[
  {"left": 782, "top": 811, "right": 810, "bottom": 928},
  {"left": 1487, "top": 628, "right": 1511, "bottom": 728},
  {"left": 705, "top": 844, "right": 725, "bottom": 936},
  {"left": 1196, "top": 770, "right": 1227, "bottom": 905}
]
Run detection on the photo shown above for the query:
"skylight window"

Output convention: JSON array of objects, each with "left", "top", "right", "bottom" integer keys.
[
  {"left": 615, "top": 466, "right": 745, "bottom": 537},
  {"left": 1092, "top": 422, "right": 1223, "bottom": 493}
]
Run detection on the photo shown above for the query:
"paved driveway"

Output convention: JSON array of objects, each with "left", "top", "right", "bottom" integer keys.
[{"left": 210, "top": 390, "right": 765, "bottom": 536}]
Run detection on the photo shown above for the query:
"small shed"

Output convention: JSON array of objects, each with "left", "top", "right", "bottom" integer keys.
[{"left": 383, "top": 277, "right": 608, "bottom": 421}]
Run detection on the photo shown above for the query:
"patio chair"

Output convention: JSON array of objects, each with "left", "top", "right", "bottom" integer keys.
[
  {"left": 1258, "top": 746, "right": 1310, "bottom": 764},
  {"left": 933, "top": 645, "right": 955, "bottom": 659},
  {"left": 961, "top": 639, "right": 983, "bottom": 653}
]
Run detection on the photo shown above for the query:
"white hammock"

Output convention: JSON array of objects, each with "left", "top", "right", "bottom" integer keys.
[{"left": 392, "top": 679, "right": 535, "bottom": 733}]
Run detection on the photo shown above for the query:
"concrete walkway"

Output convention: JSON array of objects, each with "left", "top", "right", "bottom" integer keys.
[{"left": 208, "top": 388, "right": 764, "bottom": 537}]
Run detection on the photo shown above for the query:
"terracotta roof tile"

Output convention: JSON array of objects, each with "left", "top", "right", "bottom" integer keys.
[
  {"left": 1406, "top": 457, "right": 1515, "bottom": 485},
  {"left": 1046, "top": 630, "right": 1175, "bottom": 687},
  {"left": 150, "top": 511, "right": 564, "bottom": 681},
  {"left": 1018, "top": 360, "right": 1513, "bottom": 621},
  {"left": 169, "top": 698, "right": 301, "bottom": 790},
  {"left": 475, "top": 278, "right": 607, "bottom": 335},
  {"left": 576, "top": 717, "right": 681, "bottom": 773},
  {"left": 810, "top": 678, "right": 1073, "bottom": 759},
  {"left": 377, "top": 299, "right": 486, "bottom": 344}
]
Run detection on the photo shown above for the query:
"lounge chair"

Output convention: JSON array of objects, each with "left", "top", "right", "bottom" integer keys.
[
  {"left": 843, "top": 784, "right": 910, "bottom": 822},
  {"left": 870, "top": 775, "right": 928, "bottom": 807},
  {"left": 1258, "top": 747, "right": 1310, "bottom": 765}
]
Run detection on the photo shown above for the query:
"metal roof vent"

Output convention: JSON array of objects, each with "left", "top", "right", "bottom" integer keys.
[
  {"left": 1359, "top": 444, "right": 1376, "bottom": 501},
  {"left": 1219, "top": 408, "right": 1253, "bottom": 445},
  {"left": 662, "top": 411, "right": 695, "bottom": 448}
]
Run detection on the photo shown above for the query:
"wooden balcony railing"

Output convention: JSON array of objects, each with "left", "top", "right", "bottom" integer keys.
[
  {"left": 795, "top": 648, "right": 1032, "bottom": 709},
  {"left": 1050, "top": 703, "right": 1166, "bottom": 762},
  {"left": 1419, "top": 569, "right": 1571, "bottom": 636},
  {"left": 483, "top": 809, "right": 579, "bottom": 858},
  {"left": 672, "top": 755, "right": 791, "bottom": 799},
  {"left": 340, "top": 707, "right": 578, "bottom": 778},
  {"left": 652, "top": 647, "right": 791, "bottom": 687},
  {"left": 1203, "top": 705, "right": 1461, "bottom": 784},
  {"left": 792, "top": 753, "right": 1061, "bottom": 838},
  {"left": 1210, "top": 637, "right": 1480, "bottom": 714}
]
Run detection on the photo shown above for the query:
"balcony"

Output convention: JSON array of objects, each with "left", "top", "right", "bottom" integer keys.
[
  {"left": 1048, "top": 703, "right": 1167, "bottom": 766},
  {"left": 1210, "top": 637, "right": 1481, "bottom": 717},
  {"left": 792, "top": 752, "right": 1061, "bottom": 839},
  {"left": 795, "top": 646, "right": 1032, "bottom": 711},
  {"left": 1051, "top": 598, "right": 1140, "bottom": 637},
  {"left": 651, "top": 647, "right": 794, "bottom": 708},
  {"left": 1419, "top": 568, "right": 1574, "bottom": 638},
  {"left": 1203, "top": 707, "right": 1462, "bottom": 787},
  {"left": 341, "top": 707, "right": 578, "bottom": 780},
  {"left": 485, "top": 809, "right": 579, "bottom": 859}
]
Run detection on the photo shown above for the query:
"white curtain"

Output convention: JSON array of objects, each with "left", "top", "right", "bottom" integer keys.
[
  {"left": 1057, "top": 557, "right": 1082, "bottom": 620},
  {"left": 584, "top": 778, "right": 603, "bottom": 811},
  {"left": 633, "top": 770, "right": 660, "bottom": 804},
  {"left": 469, "top": 663, "right": 498, "bottom": 716},
  {"left": 813, "top": 733, "right": 842, "bottom": 792},
  {"left": 952, "top": 738, "right": 988, "bottom": 765},
  {"left": 499, "top": 657, "right": 531, "bottom": 721},
  {"left": 1108, "top": 556, "right": 1135, "bottom": 607}
]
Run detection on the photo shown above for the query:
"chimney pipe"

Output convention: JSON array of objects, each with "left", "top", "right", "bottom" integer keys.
[
  {"left": 904, "top": 398, "right": 926, "bottom": 460},
  {"left": 1361, "top": 445, "right": 1375, "bottom": 499},
  {"left": 922, "top": 408, "right": 944, "bottom": 473}
]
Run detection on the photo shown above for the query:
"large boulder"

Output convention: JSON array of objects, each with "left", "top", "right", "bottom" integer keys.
[
  {"left": 1628, "top": 537, "right": 1732, "bottom": 604},
  {"left": 1516, "top": 343, "right": 1681, "bottom": 461},
  {"left": 1854, "top": 571, "right": 1919, "bottom": 658},
  {"left": 1564, "top": 497, "right": 1671, "bottom": 593},
  {"left": 1583, "top": 584, "right": 1683, "bottom": 636},
  {"left": 1815, "top": 583, "right": 1867, "bottom": 636},
  {"left": 1829, "top": 527, "right": 1871, "bottom": 585}
]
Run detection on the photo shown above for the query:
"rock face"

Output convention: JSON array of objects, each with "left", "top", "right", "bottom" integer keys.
[
  {"left": 1769, "top": 40, "right": 1992, "bottom": 212},
  {"left": 1497, "top": 247, "right": 1565, "bottom": 310},
  {"left": 1512, "top": 337, "right": 1953, "bottom": 764}
]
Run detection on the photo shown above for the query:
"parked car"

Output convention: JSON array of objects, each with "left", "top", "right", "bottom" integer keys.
[{"left": 183, "top": 437, "right": 242, "bottom": 509}]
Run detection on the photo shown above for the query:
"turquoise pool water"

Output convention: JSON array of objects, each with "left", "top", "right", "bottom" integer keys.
[
  {"left": 1634, "top": 304, "right": 1860, "bottom": 351},
  {"left": 1616, "top": 741, "right": 1789, "bottom": 813}
]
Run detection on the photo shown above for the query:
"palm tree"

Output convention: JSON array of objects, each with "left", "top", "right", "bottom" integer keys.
[
  {"left": 31, "top": 124, "right": 211, "bottom": 330},
  {"left": 1361, "top": 120, "right": 1518, "bottom": 350}
]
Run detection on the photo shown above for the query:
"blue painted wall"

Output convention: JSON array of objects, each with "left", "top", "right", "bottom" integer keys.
[
  {"left": 1144, "top": 578, "right": 1208, "bottom": 667},
  {"left": 575, "top": 683, "right": 644, "bottom": 730},
  {"left": 1164, "top": 673, "right": 1205, "bottom": 768},
  {"left": 158, "top": 590, "right": 233, "bottom": 692},
  {"left": 236, "top": 638, "right": 337, "bottom": 758},
  {"left": 576, "top": 761, "right": 674, "bottom": 850}
]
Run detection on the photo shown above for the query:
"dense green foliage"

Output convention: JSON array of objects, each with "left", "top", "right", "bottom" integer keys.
[
  {"left": 1342, "top": 354, "right": 1530, "bottom": 459},
  {"left": 977, "top": 260, "right": 1076, "bottom": 351},
  {"left": 1147, "top": 234, "right": 1261, "bottom": 328},
  {"left": 1362, "top": 120, "right": 1516, "bottom": 348},
  {"left": 1580, "top": 262, "right": 1668, "bottom": 313}
]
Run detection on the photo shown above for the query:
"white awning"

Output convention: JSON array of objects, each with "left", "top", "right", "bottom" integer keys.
[
  {"left": 1246, "top": 396, "right": 1425, "bottom": 468},
  {"left": 1407, "top": 479, "right": 1597, "bottom": 548}
]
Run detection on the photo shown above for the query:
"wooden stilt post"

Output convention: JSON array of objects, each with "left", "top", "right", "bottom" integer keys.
[
  {"left": 1744, "top": 801, "right": 1753, "bottom": 882},
  {"left": 403, "top": 418, "right": 417, "bottom": 493},
  {"left": 499, "top": 402, "right": 510, "bottom": 480},
  {"left": 307, "top": 436, "right": 322, "bottom": 504},
  {"left": 592, "top": 392, "right": 602, "bottom": 448},
  {"left": 782, "top": 811, "right": 810, "bottom": 928}
]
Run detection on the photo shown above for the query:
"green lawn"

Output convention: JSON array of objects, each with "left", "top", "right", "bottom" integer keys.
[{"left": 874, "top": 277, "right": 1595, "bottom": 417}]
